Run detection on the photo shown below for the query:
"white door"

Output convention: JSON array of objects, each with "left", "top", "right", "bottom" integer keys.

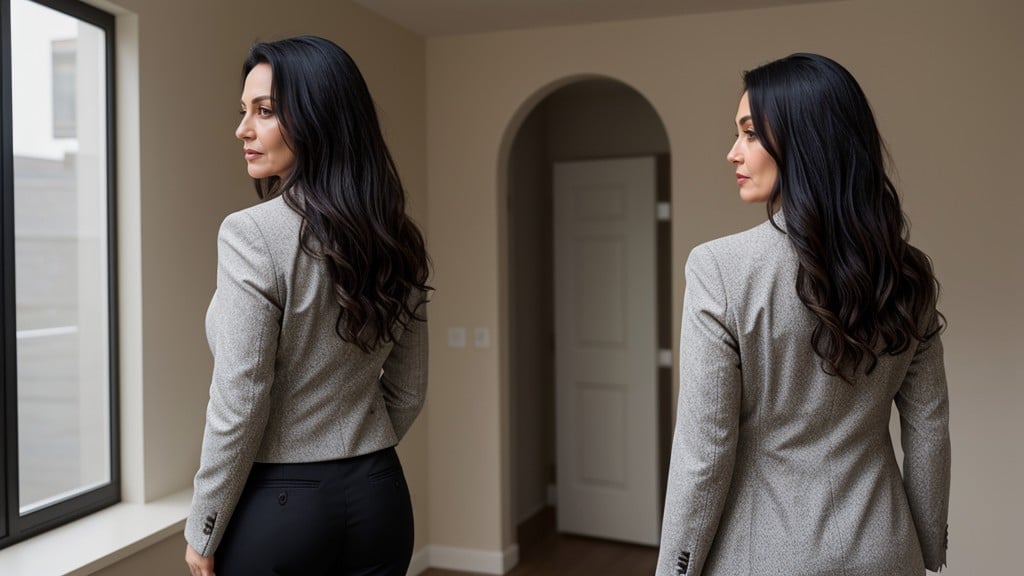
[{"left": 554, "top": 156, "right": 659, "bottom": 546}]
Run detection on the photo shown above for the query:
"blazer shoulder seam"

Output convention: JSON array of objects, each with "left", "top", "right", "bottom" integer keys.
[{"left": 238, "top": 210, "right": 284, "bottom": 307}]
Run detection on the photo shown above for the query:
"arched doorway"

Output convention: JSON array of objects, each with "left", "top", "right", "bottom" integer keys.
[{"left": 502, "top": 77, "right": 673, "bottom": 555}]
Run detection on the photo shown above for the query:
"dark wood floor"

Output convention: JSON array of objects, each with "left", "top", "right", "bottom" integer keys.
[{"left": 422, "top": 508, "right": 658, "bottom": 576}]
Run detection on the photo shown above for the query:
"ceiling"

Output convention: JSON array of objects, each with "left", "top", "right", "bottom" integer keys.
[{"left": 351, "top": 0, "right": 838, "bottom": 37}]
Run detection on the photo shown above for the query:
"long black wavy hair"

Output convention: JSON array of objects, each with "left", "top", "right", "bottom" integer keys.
[
  {"left": 743, "top": 53, "right": 943, "bottom": 379},
  {"left": 243, "top": 35, "right": 430, "bottom": 352}
]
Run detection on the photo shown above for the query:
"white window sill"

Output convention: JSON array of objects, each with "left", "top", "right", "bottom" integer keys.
[{"left": 0, "top": 488, "right": 192, "bottom": 576}]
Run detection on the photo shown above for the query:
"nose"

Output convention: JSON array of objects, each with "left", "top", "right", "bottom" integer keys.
[
  {"left": 727, "top": 138, "right": 742, "bottom": 165},
  {"left": 236, "top": 113, "right": 253, "bottom": 142}
]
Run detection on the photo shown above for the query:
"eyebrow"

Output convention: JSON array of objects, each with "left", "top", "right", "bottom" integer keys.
[
  {"left": 737, "top": 115, "right": 752, "bottom": 126},
  {"left": 241, "top": 95, "right": 273, "bottom": 106}
]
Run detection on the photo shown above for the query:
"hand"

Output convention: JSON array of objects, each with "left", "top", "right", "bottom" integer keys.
[{"left": 185, "top": 543, "right": 216, "bottom": 576}]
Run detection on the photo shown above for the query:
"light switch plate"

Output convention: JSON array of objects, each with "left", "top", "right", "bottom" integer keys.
[
  {"left": 448, "top": 327, "right": 466, "bottom": 348},
  {"left": 474, "top": 327, "right": 491, "bottom": 348}
]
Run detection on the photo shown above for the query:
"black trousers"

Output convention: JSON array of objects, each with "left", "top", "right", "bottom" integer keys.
[{"left": 215, "top": 447, "right": 414, "bottom": 576}]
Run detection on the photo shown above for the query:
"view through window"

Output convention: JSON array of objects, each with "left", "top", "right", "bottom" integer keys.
[{"left": 2, "top": 0, "right": 118, "bottom": 548}]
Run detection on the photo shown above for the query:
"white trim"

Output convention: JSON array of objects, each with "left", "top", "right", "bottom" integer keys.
[
  {"left": 502, "top": 545, "right": 520, "bottom": 573},
  {"left": 656, "top": 201, "right": 671, "bottom": 221},
  {"left": 427, "top": 544, "right": 521, "bottom": 574},
  {"left": 14, "top": 325, "right": 79, "bottom": 339},
  {"left": 0, "top": 489, "right": 191, "bottom": 576},
  {"left": 20, "top": 480, "right": 108, "bottom": 515},
  {"left": 406, "top": 546, "right": 431, "bottom": 575}
]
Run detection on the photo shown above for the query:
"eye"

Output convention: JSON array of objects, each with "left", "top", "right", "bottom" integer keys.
[
  {"left": 257, "top": 107, "right": 274, "bottom": 117},
  {"left": 744, "top": 129, "right": 758, "bottom": 142}
]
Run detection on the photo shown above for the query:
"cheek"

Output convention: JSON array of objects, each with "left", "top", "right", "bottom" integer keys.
[
  {"left": 268, "top": 127, "right": 285, "bottom": 151},
  {"left": 257, "top": 120, "right": 284, "bottom": 149},
  {"left": 278, "top": 135, "right": 296, "bottom": 168},
  {"left": 270, "top": 135, "right": 286, "bottom": 155},
  {"left": 755, "top": 152, "right": 776, "bottom": 180}
]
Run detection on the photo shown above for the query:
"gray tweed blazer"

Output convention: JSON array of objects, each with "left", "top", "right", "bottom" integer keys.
[
  {"left": 656, "top": 216, "right": 950, "bottom": 576},
  {"left": 185, "top": 195, "right": 428, "bottom": 556}
]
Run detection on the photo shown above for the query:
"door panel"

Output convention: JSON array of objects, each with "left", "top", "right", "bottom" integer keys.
[{"left": 554, "top": 156, "right": 659, "bottom": 546}]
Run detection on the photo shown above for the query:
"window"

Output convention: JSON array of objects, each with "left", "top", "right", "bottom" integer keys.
[
  {"left": 51, "top": 38, "right": 76, "bottom": 139},
  {"left": 1, "top": 0, "right": 118, "bottom": 549}
]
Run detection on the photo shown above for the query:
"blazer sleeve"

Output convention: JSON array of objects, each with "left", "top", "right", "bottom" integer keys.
[
  {"left": 656, "top": 245, "right": 742, "bottom": 576},
  {"left": 895, "top": 318, "right": 951, "bottom": 572},
  {"left": 185, "top": 211, "right": 283, "bottom": 557},
  {"left": 379, "top": 294, "right": 428, "bottom": 440}
]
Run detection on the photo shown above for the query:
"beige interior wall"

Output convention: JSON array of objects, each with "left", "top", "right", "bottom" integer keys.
[
  {"left": 89, "top": 0, "right": 428, "bottom": 568},
  {"left": 426, "top": 0, "right": 1023, "bottom": 571},
  {"left": 509, "top": 80, "right": 670, "bottom": 525}
]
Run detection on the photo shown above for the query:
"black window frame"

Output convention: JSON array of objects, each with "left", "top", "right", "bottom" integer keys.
[{"left": 0, "top": 0, "right": 119, "bottom": 549}]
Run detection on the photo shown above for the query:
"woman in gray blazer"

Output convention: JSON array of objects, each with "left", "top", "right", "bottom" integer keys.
[
  {"left": 656, "top": 54, "right": 950, "bottom": 576},
  {"left": 185, "top": 36, "right": 430, "bottom": 576}
]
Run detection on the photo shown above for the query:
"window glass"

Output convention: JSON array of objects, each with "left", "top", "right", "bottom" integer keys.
[{"left": 11, "top": 0, "right": 112, "bottom": 514}]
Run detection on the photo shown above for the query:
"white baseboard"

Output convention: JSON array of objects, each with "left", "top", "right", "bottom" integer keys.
[
  {"left": 427, "top": 544, "right": 521, "bottom": 574},
  {"left": 406, "top": 546, "right": 431, "bottom": 576}
]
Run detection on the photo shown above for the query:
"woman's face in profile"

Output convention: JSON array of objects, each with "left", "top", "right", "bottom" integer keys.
[
  {"left": 727, "top": 92, "right": 777, "bottom": 204},
  {"left": 236, "top": 63, "right": 296, "bottom": 180}
]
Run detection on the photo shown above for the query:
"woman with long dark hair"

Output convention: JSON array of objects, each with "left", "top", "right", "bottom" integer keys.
[
  {"left": 656, "top": 53, "right": 950, "bottom": 575},
  {"left": 185, "top": 36, "right": 430, "bottom": 576}
]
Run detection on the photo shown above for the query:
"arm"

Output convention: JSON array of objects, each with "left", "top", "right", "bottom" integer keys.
[
  {"left": 185, "top": 543, "right": 216, "bottom": 576},
  {"left": 895, "top": 321, "right": 951, "bottom": 572},
  {"left": 656, "top": 245, "right": 742, "bottom": 576},
  {"left": 185, "top": 212, "right": 283, "bottom": 557},
  {"left": 380, "top": 295, "right": 428, "bottom": 440}
]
